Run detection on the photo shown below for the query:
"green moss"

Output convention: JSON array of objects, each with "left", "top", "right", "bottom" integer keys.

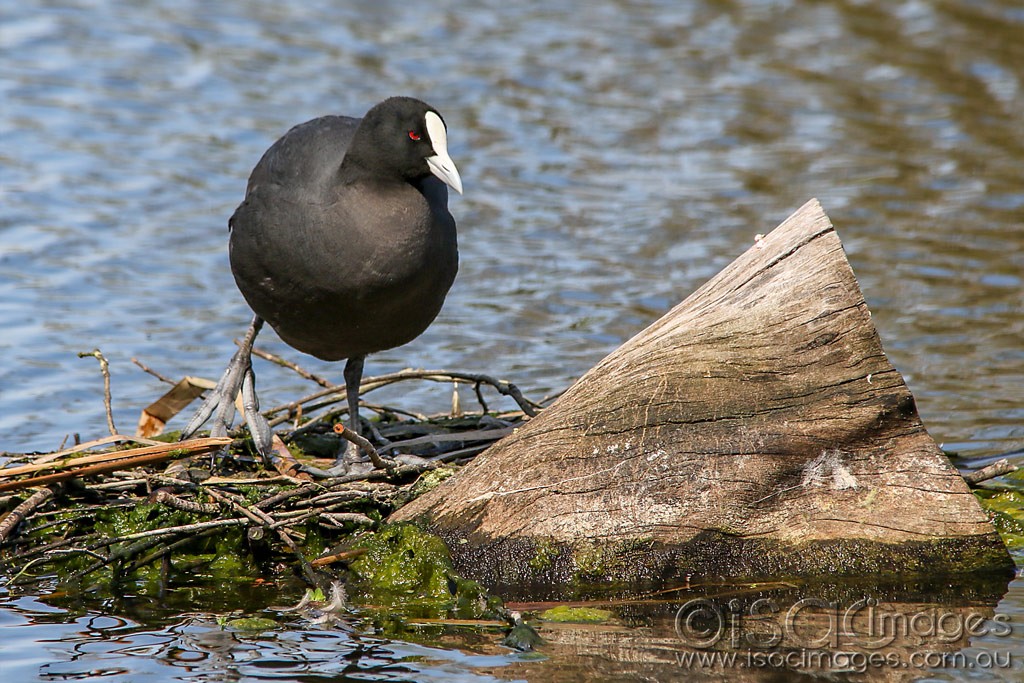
[
  {"left": 94, "top": 502, "right": 200, "bottom": 538},
  {"left": 975, "top": 490, "right": 1024, "bottom": 563},
  {"left": 976, "top": 489, "right": 1024, "bottom": 514},
  {"left": 349, "top": 523, "right": 453, "bottom": 602},
  {"left": 403, "top": 466, "right": 457, "bottom": 503},
  {"left": 539, "top": 606, "right": 614, "bottom": 624},
  {"left": 209, "top": 536, "right": 254, "bottom": 576},
  {"left": 298, "top": 523, "right": 329, "bottom": 560},
  {"left": 34, "top": 503, "right": 262, "bottom": 587},
  {"left": 225, "top": 617, "right": 278, "bottom": 632},
  {"left": 23, "top": 509, "right": 79, "bottom": 539},
  {"left": 572, "top": 543, "right": 624, "bottom": 580},
  {"left": 989, "top": 511, "right": 1024, "bottom": 552},
  {"left": 151, "top": 430, "right": 182, "bottom": 443},
  {"left": 348, "top": 523, "right": 501, "bottom": 619},
  {"left": 567, "top": 538, "right": 656, "bottom": 581},
  {"left": 997, "top": 467, "right": 1024, "bottom": 484},
  {"left": 451, "top": 574, "right": 504, "bottom": 619},
  {"left": 528, "top": 539, "right": 557, "bottom": 572},
  {"left": 503, "top": 621, "right": 544, "bottom": 651}
]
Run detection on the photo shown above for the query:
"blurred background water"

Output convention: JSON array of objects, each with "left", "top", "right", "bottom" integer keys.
[{"left": 1, "top": 0, "right": 1022, "bottom": 680}]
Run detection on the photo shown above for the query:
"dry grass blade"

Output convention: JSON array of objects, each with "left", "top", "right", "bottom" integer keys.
[
  {"left": 27, "top": 434, "right": 165, "bottom": 465},
  {"left": 0, "top": 437, "right": 231, "bottom": 493},
  {"left": 136, "top": 376, "right": 216, "bottom": 438},
  {"left": 0, "top": 437, "right": 232, "bottom": 479}
]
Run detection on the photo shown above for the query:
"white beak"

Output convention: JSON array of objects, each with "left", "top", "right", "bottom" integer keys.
[{"left": 424, "top": 110, "right": 463, "bottom": 195}]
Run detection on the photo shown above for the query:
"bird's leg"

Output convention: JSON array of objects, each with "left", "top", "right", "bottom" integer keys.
[
  {"left": 301, "top": 355, "right": 390, "bottom": 478},
  {"left": 181, "top": 315, "right": 265, "bottom": 441},
  {"left": 341, "top": 355, "right": 365, "bottom": 456},
  {"left": 328, "top": 355, "right": 370, "bottom": 468},
  {"left": 338, "top": 355, "right": 389, "bottom": 468}
]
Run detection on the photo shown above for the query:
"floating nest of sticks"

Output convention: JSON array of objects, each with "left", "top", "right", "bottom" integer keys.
[{"left": 0, "top": 347, "right": 548, "bottom": 594}]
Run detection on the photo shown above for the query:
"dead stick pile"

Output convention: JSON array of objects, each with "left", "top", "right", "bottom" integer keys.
[{"left": 0, "top": 347, "right": 538, "bottom": 589}]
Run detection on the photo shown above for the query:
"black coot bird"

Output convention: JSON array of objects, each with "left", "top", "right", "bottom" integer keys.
[{"left": 183, "top": 97, "right": 462, "bottom": 476}]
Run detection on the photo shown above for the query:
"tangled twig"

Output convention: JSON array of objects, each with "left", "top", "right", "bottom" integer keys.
[
  {"left": 1, "top": 350, "right": 542, "bottom": 591},
  {"left": 78, "top": 348, "right": 117, "bottom": 436}
]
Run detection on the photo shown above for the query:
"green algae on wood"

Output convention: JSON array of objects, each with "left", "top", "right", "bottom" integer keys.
[
  {"left": 392, "top": 466, "right": 459, "bottom": 508},
  {"left": 539, "top": 606, "right": 614, "bottom": 624},
  {"left": 423, "top": 527, "right": 1012, "bottom": 593},
  {"left": 347, "top": 523, "right": 502, "bottom": 620},
  {"left": 225, "top": 616, "right": 279, "bottom": 632},
  {"left": 975, "top": 489, "right": 1024, "bottom": 562}
]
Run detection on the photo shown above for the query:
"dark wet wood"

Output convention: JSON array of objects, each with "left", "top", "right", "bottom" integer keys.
[{"left": 392, "top": 199, "right": 1012, "bottom": 582}]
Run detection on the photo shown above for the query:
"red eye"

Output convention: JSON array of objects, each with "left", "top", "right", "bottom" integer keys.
[{"left": 408, "top": 131, "right": 421, "bottom": 141}]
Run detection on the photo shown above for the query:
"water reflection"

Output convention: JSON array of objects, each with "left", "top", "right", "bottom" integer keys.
[
  {"left": 0, "top": 591, "right": 521, "bottom": 682},
  {"left": 3, "top": 574, "right": 1021, "bottom": 682},
  {"left": 491, "top": 576, "right": 1019, "bottom": 682}
]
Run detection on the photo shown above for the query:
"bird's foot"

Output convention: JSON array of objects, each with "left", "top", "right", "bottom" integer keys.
[
  {"left": 298, "top": 440, "right": 433, "bottom": 479},
  {"left": 180, "top": 343, "right": 250, "bottom": 441},
  {"left": 299, "top": 430, "right": 407, "bottom": 478},
  {"left": 240, "top": 363, "right": 273, "bottom": 457},
  {"left": 300, "top": 460, "right": 376, "bottom": 479},
  {"left": 180, "top": 317, "right": 274, "bottom": 462}
]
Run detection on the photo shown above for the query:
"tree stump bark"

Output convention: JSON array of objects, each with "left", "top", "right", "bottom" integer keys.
[{"left": 392, "top": 199, "right": 1012, "bottom": 586}]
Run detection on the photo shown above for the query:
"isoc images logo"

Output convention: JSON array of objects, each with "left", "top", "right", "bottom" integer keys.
[{"left": 674, "top": 596, "right": 1012, "bottom": 650}]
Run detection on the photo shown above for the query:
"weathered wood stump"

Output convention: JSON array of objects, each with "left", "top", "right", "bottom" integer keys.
[{"left": 392, "top": 199, "right": 1012, "bottom": 586}]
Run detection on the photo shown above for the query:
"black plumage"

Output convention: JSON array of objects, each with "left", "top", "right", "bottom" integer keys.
[{"left": 184, "top": 97, "right": 462, "bottom": 475}]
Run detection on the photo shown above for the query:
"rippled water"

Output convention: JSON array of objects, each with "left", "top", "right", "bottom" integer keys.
[
  {"left": 2, "top": 0, "right": 1022, "bottom": 680},
  {"left": 0, "top": 591, "right": 522, "bottom": 682}
]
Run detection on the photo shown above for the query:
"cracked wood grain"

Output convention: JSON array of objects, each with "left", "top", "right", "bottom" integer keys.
[{"left": 391, "top": 199, "right": 1011, "bottom": 581}]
